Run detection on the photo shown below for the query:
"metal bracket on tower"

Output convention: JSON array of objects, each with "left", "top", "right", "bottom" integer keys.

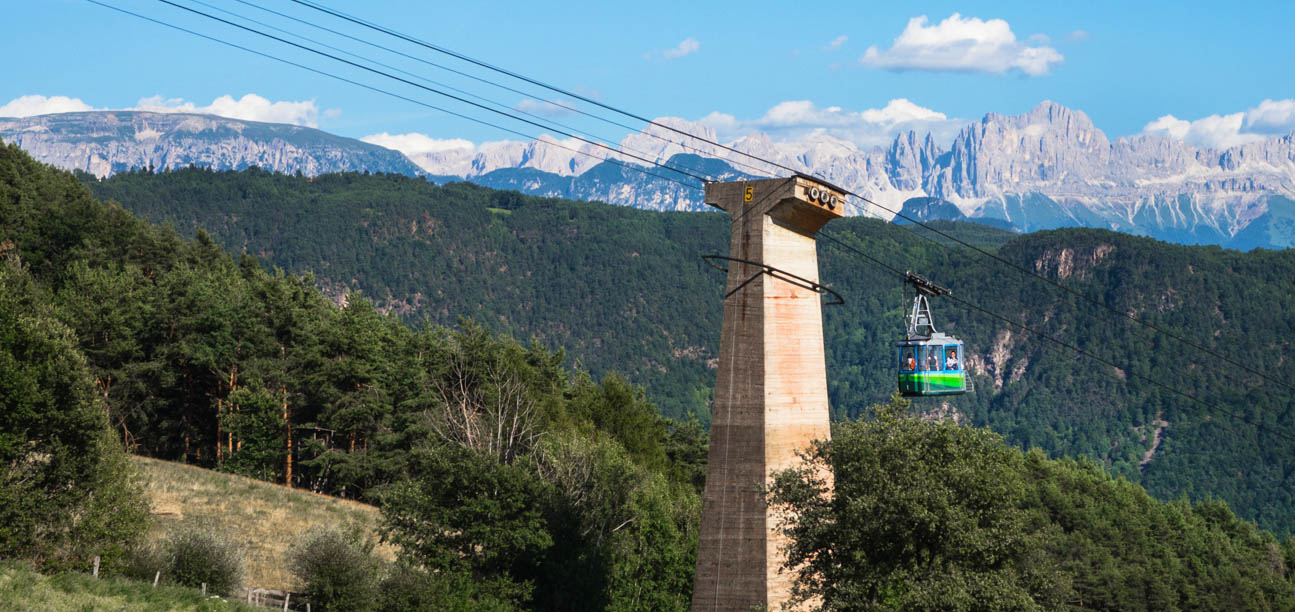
[{"left": 702, "top": 255, "right": 844, "bottom": 305}]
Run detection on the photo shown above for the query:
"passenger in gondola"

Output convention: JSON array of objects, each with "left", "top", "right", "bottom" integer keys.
[
  {"left": 904, "top": 350, "right": 916, "bottom": 371},
  {"left": 946, "top": 348, "right": 959, "bottom": 370},
  {"left": 925, "top": 350, "right": 940, "bottom": 371}
]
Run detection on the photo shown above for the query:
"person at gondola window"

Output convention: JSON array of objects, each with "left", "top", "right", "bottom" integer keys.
[
  {"left": 904, "top": 349, "right": 916, "bottom": 371},
  {"left": 925, "top": 348, "right": 940, "bottom": 371},
  {"left": 946, "top": 348, "right": 959, "bottom": 370}
]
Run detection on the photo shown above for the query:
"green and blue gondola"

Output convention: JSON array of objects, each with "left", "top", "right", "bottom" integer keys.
[{"left": 897, "top": 272, "right": 967, "bottom": 397}]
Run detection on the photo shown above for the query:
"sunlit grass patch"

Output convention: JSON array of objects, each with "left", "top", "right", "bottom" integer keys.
[{"left": 133, "top": 457, "right": 396, "bottom": 591}]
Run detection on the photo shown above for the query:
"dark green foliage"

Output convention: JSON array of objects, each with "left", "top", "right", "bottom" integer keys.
[
  {"left": 378, "top": 564, "right": 519, "bottom": 612},
  {"left": 82, "top": 165, "right": 1295, "bottom": 533},
  {"left": 6, "top": 144, "right": 1295, "bottom": 610},
  {"left": 769, "top": 396, "right": 1295, "bottom": 611},
  {"left": 380, "top": 445, "right": 553, "bottom": 598},
  {"left": 161, "top": 526, "right": 244, "bottom": 596},
  {"left": 769, "top": 393, "right": 1068, "bottom": 611},
  {"left": 4, "top": 146, "right": 700, "bottom": 609},
  {"left": 85, "top": 168, "right": 727, "bottom": 423},
  {"left": 0, "top": 257, "right": 149, "bottom": 573},
  {"left": 377, "top": 324, "right": 700, "bottom": 612},
  {"left": 289, "top": 528, "right": 380, "bottom": 612}
]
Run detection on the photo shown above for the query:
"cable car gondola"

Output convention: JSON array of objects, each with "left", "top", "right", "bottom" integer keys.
[{"left": 897, "top": 272, "right": 966, "bottom": 396}]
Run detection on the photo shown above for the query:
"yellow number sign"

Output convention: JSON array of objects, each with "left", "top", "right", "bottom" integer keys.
[{"left": 744, "top": 186, "right": 754, "bottom": 202}]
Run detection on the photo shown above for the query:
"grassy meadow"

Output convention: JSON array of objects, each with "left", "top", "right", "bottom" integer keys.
[
  {"left": 0, "top": 562, "right": 262, "bottom": 612},
  {"left": 135, "top": 457, "right": 396, "bottom": 591}
]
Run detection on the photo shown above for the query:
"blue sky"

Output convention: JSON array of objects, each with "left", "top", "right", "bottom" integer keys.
[{"left": 4, "top": 0, "right": 1295, "bottom": 156}]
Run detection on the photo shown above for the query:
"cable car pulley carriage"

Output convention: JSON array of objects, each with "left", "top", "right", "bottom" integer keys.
[{"left": 898, "top": 271, "right": 967, "bottom": 396}]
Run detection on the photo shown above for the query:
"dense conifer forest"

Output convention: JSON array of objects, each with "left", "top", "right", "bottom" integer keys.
[
  {"left": 3, "top": 144, "right": 1294, "bottom": 610},
  {"left": 85, "top": 162, "right": 1295, "bottom": 534}
]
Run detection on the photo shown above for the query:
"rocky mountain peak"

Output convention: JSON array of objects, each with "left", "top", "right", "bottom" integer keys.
[{"left": 935, "top": 100, "right": 1112, "bottom": 199}]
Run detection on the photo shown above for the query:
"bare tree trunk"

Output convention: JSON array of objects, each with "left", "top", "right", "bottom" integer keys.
[
  {"left": 216, "top": 397, "right": 223, "bottom": 464},
  {"left": 283, "top": 384, "right": 292, "bottom": 487}
]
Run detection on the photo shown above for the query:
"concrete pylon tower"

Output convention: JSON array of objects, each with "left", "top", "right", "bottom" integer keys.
[{"left": 692, "top": 176, "right": 843, "bottom": 612}]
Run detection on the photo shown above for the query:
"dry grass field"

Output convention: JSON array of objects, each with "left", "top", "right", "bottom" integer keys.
[{"left": 134, "top": 457, "right": 396, "bottom": 591}]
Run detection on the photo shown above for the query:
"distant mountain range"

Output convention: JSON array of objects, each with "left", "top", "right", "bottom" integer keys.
[
  {"left": 4, "top": 102, "right": 1294, "bottom": 249},
  {"left": 0, "top": 111, "right": 424, "bottom": 177}
]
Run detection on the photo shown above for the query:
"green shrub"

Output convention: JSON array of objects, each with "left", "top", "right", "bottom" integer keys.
[
  {"left": 121, "top": 542, "right": 168, "bottom": 583},
  {"left": 378, "top": 564, "right": 518, "bottom": 612},
  {"left": 163, "top": 526, "right": 244, "bottom": 596},
  {"left": 289, "top": 527, "right": 379, "bottom": 612}
]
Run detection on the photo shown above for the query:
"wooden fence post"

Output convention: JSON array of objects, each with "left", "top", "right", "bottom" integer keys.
[
  {"left": 92, "top": 556, "right": 100, "bottom": 578},
  {"left": 201, "top": 582, "right": 206, "bottom": 595},
  {"left": 282, "top": 592, "right": 291, "bottom": 611},
  {"left": 153, "top": 571, "right": 160, "bottom": 587}
]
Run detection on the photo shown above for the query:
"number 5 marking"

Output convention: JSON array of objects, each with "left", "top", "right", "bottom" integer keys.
[{"left": 744, "top": 186, "right": 754, "bottom": 202}]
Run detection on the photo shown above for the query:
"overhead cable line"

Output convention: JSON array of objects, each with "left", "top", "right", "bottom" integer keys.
[
  {"left": 289, "top": 0, "right": 793, "bottom": 176},
  {"left": 185, "top": 0, "right": 731, "bottom": 184},
  {"left": 286, "top": 0, "right": 1290, "bottom": 393},
  {"left": 830, "top": 192, "right": 1295, "bottom": 393},
  {"left": 818, "top": 230, "right": 1295, "bottom": 446},
  {"left": 153, "top": 0, "right": 711, "bottom": 184},
  {"left": 86, "top": 0, "right": 1292, "bottom": 452},
  {"left": 114, "top": 1, "right": 1289, "bottom": 395},
  {"left": 233, "top": 0, "right": 781, "bottom": 179},
  {"left": 85, "top": 0, "right": 704, "bottom": 192},
  {"left": 222, "top": 0, "right": 777, "bottom": 181}
]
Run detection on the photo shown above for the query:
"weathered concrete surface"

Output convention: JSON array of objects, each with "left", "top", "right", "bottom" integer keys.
[{"left": 692, "top": 177, "right": 842, "bottom": 612}]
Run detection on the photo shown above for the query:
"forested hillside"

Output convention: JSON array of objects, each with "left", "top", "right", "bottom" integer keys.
[
  {"left": 5, "top": 144, "right": 1295, "bottom": 610},
  {"left": 4, "top": 145, "right": 704, "bottom": 609},
  {"left": 85, "top": 165, "right": 1295, "bottom": 534}
]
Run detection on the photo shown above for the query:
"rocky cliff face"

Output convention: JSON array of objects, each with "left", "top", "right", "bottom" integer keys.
[
  {"left": 421, "top": 101, "right": 1295, "bottom": 249},
  {"left": 0, "top": 111, "right": 425, "bottom": 178}
]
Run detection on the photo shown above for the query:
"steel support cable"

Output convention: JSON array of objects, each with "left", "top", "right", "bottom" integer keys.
[
  {"left": 235, "top": 0, "right": 781, "bottom": 179},
  {"left": 289, "top": 0, "right": 793, "bottom": 177},
  {"left": 831, "top": 192, "right": 1295, "bottom": 393},
  {"left": 188, "top": 0, "right": 712, "bottom": 180},
  {"left": 220, "top": 0, "right": 775, "bottom": 182},
  {"left": 153, "top": 0, "right": 711, "bottom": 184},
  {"left": 85, "top": 0, "right": 704, "bottom": 192},
  {"left": 84, "top": 0, "right": 1291, "bottom": 449},
  {"left": 286, "top": 0, "right": 1290, "bottom": 393},
  {"left": 289, "top": 0, "right": 1289, "bottom": 389},
  {"left": 107, "top": 0, "right": 1289, "bottom": 393},
  {"left": 819, "top": 229, "right": 1295, "bottom": 446}
]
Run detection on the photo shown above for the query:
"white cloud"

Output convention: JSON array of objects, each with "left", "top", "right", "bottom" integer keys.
[
  {"left": 1142, "top": 99, "right": 1295, "bottom": 149},
  {"left": 826, "top": 35, "right": 848, "bottom": 50},
  {"left": 1066, "top": 29, "right": 1091, "bottom": 43},
  {"left": 861, "top": 13, "right": 1063, "bottom": 76},
  {"left": 1142, "top": 115, "right": 1191, "bottom": 141},
  {"left": 651, "top": 38, "right": 700, "bottom": 60},
  {"left": 361, "top": 132, "right": 475, "bottom": 156},
  {"left": 698, "top": 98, "right": 966, "bottom": 148},
  {"left": 133, "top": 94, "right": 327, "bottom": 127},
  {"left": 0, "top": 94, "right": 96, "bottom": 117},
  {"left": 1243, "top": 99, "right": 1295, "bottom": 134}
]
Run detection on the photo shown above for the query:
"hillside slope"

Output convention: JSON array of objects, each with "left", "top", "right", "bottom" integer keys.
[
  {"left": 136, "top": 457, "right": 392, "bottom": 591},
  {"left": 85, "top": 167, "right": 1295, "bottom": 534}
]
